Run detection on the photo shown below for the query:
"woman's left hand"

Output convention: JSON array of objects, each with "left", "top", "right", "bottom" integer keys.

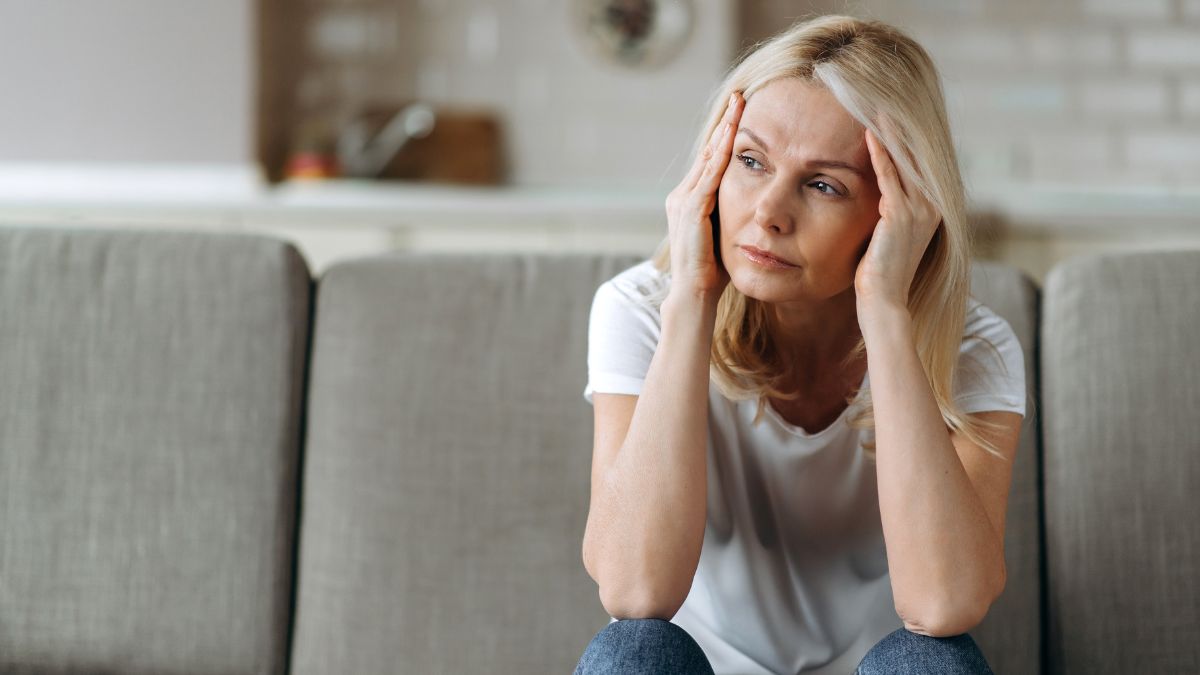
[{"left": 854, "top": 124, "right": 942, "bottom": 317}]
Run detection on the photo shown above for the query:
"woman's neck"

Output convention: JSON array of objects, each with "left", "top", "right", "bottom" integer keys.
[{"left": 766, "top": 287, "right": 863, "bottom": 383}]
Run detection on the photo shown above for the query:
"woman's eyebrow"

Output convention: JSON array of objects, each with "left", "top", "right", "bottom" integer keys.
[{"left": 737, "top": 127, "right": 868, "bottom": 178}]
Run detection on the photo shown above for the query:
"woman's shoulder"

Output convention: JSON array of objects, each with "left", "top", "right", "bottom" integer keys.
[
  {"left": 959, "top": 296, "right": 1025, "bottom": 374},
  {"left": 606, "top": 258, "right": 669, "bottom": 292},
  {"left": 955, "top": 296, "right": 1027, "bottom": 414},
  {"left": 598, "top": 259, "right": 671, "bottom": 314},
  {"left": 961, "top": 296, "right": 1019, "bottom": 344}
]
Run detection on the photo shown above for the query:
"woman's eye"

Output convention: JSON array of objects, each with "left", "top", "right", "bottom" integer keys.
[
  {"left": 736, "top": 156, "right": 841, "bottom": 196},
  {"left": 809, "top": 181, "right": 840, "bottom": 196},
  {"left": 736, "top": 154, "right": 762, "bottom": 171}
]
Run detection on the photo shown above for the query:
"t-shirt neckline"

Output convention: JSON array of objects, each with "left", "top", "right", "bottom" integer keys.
[{"left": 760, "top": 369, "right": 870, "bottom": 439}]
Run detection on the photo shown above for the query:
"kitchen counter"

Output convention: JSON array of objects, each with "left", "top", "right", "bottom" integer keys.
[
  {"left": 2, "top": 163, "right": 1198, "bottom": 278},
  {"left": 0, "top": 163, "right": 665, "bottom": 228},
  {"left": 2, "top": 162, "right": 1198, "bottom": 228}
]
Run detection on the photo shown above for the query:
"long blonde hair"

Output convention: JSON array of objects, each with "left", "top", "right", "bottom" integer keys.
[{"left": 649, "top": 14, "right": 1013, "bottom": 460}]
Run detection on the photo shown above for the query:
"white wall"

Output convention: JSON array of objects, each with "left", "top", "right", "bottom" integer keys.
[
  {"left": 300, "top": 0, "right": 737, "bottom": 188},
  {"left": 0, "top": 0, "right": 255, "bottom": 165},
  {"left": 744, "top": 0, "right": 1200, "bottom": 194}
]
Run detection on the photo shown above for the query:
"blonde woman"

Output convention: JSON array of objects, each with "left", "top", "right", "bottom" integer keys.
[{"left": 575, "top": 14, "right": 1027, "bottom": 675}]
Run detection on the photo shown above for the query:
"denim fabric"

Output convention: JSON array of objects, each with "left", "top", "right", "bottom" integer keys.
[
  {"left": 574, "top": 619, "right": 715, "bottom": 675},
  {"left": 855, "top": 628, "right": 994, "bottom": 675},
  {"left": 574, "top": 620, "right": 994, "bottom": 675}
]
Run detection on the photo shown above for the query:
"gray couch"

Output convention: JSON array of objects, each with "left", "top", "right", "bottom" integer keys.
[{"left": 0, "top": 225, "right": 1195, "bottom": 674}]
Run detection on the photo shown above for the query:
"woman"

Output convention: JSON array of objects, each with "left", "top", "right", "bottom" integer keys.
[{"left": 575, "top": 13, "right": 1027, "bottom": 675}]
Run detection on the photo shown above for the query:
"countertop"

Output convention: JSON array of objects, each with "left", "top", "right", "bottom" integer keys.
[{"left": 1, "top": 163, "right": 1198, "bottom": 234}]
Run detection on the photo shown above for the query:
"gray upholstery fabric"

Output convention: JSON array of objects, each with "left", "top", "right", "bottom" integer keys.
[
  {"left": 1041, "top": 250, "right": 1200, "bottom": 674},
  {"left": 290, "top": 252, "right": 1046, "bottom": 674},
  {"left": 0, "top": 226, "right": 311, "bottom": 675},
  {"left": 290, "top": 252, "right": 640, "bottom": 674},
  {"left": 16, "top": 223, "right": 1199, "bottom": 673},
  {"left": 966, "top": 261, "right": 1044, "bottom": 675}
]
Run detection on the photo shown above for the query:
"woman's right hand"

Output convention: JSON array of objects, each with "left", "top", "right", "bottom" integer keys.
[{"left": 664, "top": 90, "right": 745, "bottom": 305}]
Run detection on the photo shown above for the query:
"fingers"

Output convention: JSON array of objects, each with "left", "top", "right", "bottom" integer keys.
[
  {"left": 692, "top": 95, "right": 744, "bottom": 197},
  {"left": 695, "top": 121, "right": 735, "bottom": 197},
  {"left": 881, "top": 116, "right": 920, "bottom": 197},
  {"left": 865, "top": 123, "right": 941, "bottom": 226},
  {"left": 865, "top": 125, "right": 907, "bottom": 203},
  {"left": 685, "top": 91, "right": 744, "bottom": 192}
]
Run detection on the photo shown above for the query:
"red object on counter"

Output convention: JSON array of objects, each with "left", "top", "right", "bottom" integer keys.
[{"left": 285, "top": 151, "right": 341, "bottom": 180}]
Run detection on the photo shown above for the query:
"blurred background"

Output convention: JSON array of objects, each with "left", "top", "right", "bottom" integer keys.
[{"left": 0, "top": 0, "right": 1197, "bottom": 280}]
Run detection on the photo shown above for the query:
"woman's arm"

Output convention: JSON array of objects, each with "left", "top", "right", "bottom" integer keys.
[
  {"left": 854, "top": 125, "right": 1021, "bottom": 637},
  {"left": 582, "top": 290, "right": 717, "bottom": 620},
  {"left": 861, "top": 305, "right": 1019, "bottom": 638},
  {"left": 584, "top": 91, "right": 746, "bottom": 620}
]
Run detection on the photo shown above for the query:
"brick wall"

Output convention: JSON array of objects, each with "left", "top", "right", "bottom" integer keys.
[
  {"left": 290, "top": 0, "right": 1199, "bottom": 194},
  {"left": 742, "top": 0, "right": 1200, "bottom": 193},
  {"left": 291, "top": 0, "right": 735, "bottom": 188}
]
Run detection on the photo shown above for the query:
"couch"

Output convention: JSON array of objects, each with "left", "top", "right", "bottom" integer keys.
[{"left": 0, "top": 224, "right": 1196, "bottom": 674}]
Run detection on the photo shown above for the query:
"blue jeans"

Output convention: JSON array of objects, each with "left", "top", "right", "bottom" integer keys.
[{"left": 573, "top": 619, "right": 995, "bottom": 674}]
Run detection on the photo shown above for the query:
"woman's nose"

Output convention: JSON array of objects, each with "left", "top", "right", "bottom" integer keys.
[{"left": 752, "top": 181, "right": 796, "bottom": 234}]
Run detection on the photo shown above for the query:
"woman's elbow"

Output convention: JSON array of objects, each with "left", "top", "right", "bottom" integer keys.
[
  {"left": 899, "top": 577, "right": 1003, "bottom": 638},
  {"left": 599, "top": 582, "right": 687, "bottom": 621}
]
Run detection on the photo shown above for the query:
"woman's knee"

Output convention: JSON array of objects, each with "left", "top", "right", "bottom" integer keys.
[
  {"left": 574, "top": 618, "right": 715, "bottom": 675},
  {"left": 855, "top": 628, "right": 994, "bottom": 675}
]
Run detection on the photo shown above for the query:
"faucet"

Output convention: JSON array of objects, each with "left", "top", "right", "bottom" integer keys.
[{"left": 337, "top": 102, "right": 437, "bottom": 178}]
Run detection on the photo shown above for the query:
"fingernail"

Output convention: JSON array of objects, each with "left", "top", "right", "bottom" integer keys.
[{"left": 729, "top": 92, "right": 737, "bottom": 107}]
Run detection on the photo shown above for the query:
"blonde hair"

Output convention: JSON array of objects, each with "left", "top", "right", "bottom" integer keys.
[{"left": 648, "top": 14, "right": 1016, "bottom": 461}]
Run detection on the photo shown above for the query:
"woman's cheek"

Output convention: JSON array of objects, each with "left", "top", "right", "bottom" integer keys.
[
  {"left": 721, "top": 176, "right": 755, "bottom": 216},
  {"left": 717, "top": 180, "right": 746, "bottom": 227},
  {"left": 855, "top": 231, "right": 872, "bottom": 263},
  {"left": 717, "top": 172, "right": 739, "bottom": 200}
]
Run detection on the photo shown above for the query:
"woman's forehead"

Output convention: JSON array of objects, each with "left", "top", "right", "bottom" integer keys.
[{"left": 741, "top": 78, "right": 866, "bottom": 158}]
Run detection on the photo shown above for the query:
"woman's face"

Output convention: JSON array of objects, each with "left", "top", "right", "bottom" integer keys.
[{"left": 717, "top": 77, "right": 882, "bottom": 304}]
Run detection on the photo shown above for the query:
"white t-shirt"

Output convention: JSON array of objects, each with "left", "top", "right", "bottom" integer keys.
[{"left": 582, "top": 260, "right": 1027, "bottom": 675}]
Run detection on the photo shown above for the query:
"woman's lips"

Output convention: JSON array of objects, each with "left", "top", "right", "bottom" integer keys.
[{"left": 741, "top": 246, "right": 799, "bottom": 269}]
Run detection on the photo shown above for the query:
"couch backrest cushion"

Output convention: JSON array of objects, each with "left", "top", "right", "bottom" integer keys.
[
  {"left": 291, "top": 252, "right": 1045, "bottom": 673},
  {"left": 1041, "top": 250, "right": 1200, "bottom": 673},
  {"left": 967, "top": 261, "right": 1044, "bottom": 675},
  {"left": 0, "top": 226, "right": 310, "bottom": 675},
  {"left": 290, "top": 252, "right": 640, "bottom": 674}
]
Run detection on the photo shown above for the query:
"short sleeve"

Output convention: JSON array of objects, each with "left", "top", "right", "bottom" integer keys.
[
  {"left": 954, "top": 300, "right": 1027, "bottom": 417},
  {"left": 582, "top": 277, "right": 663, "bottom": 405}
]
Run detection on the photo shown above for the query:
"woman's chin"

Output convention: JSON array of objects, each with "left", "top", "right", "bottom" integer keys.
[{"left": 730, "top": 272, "right": 806, "bottom": 303}]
